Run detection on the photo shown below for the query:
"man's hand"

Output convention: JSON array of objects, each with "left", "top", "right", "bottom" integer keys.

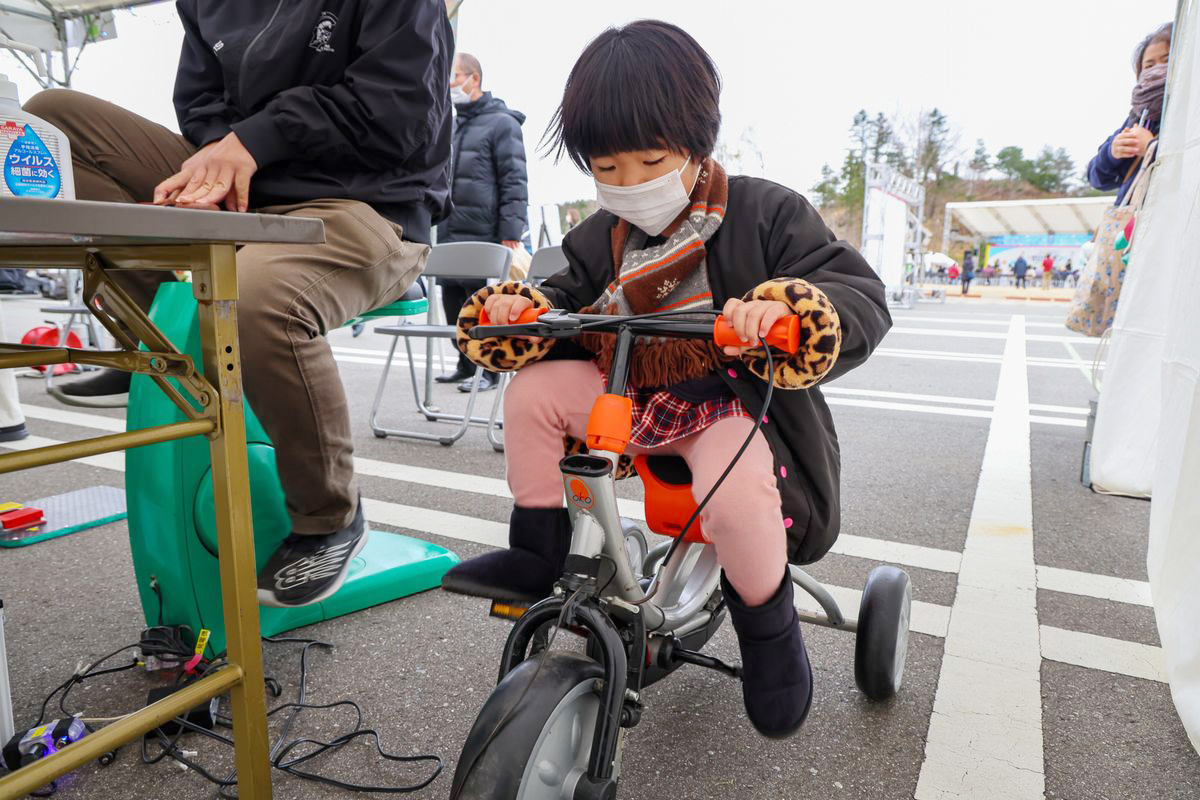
[
  {"left": 720, "top": 297, "right": 793, "bottom": 356},
  {"left": 1110, "top": 127, "right": 1154, "bottom": 160},
  {"left": 502, "top": 240, "right": 521, "bottom": 249},
  {"left": 154, "top": 132, "right": 258, "bottom": 212}
]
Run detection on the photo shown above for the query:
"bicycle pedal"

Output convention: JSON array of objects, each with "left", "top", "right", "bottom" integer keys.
[{"left": 489, "top": 600, "right": 531, "bottom": 622}]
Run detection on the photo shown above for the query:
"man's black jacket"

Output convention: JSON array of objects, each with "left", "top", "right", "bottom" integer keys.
[
  {"left": 437, "top": 92, "right": 528, "bottom": 243},
  {"left": 174, "top": 0, "right": 453, "bottom": 242}
]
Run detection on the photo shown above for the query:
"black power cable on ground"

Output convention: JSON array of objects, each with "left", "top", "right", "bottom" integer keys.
[
  {"left": 140, "top": 635, "right": 443, "bottom": 797},
  {"left": 19, "top": 633, "right": 441, "bottom": 796}
]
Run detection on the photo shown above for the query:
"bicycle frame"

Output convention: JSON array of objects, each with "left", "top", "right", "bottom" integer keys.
[{"left": 469, "top": 310, "right": 858, "bottom": 798}]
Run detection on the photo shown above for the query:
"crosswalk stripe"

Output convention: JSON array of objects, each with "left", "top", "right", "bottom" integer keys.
[
  {"left": 916, "top": 315, "right": 1044, "bottom": 800},
  {"left": 871, "top": 346, "right": 1102, "bottom": 371},
  {"left": 1036, "top": 565, "right": 1153, "bottom": 607},
  {"left": 1040, "top": 625, "right": 1166, "bottom": 683}
]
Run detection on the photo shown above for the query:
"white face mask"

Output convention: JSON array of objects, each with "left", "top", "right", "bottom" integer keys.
[
  {"left": 594, "top": 157, "right": 695, "bottom": 236},
  {"left": 450, "top": 83, "right": 471, "bottom": 105}
]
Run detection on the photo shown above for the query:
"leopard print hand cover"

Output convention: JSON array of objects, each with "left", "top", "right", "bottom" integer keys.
[
  {"left": 455, "top": 281, "right": 556, "bottom": 372},
  {"left": 739, "top": 278, "right": 841, "bottom": 389}
]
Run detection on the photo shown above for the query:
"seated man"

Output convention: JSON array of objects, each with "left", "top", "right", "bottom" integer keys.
[{"left": 28, "top": 0, "right": 454, "bottom": 607}]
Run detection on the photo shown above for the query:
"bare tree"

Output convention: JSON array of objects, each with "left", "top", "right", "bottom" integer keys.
[{"left": 714, "top": 126, "right": 766, "bottom": 177}]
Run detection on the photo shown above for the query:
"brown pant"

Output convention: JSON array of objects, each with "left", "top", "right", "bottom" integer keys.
[{"left": 25, "top": 89, "right": 428, "bottom": 533}]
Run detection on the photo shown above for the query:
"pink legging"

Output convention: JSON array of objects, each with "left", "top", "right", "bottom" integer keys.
[{"left": 504, "top": 359, "right": 787, "bottom": 606}]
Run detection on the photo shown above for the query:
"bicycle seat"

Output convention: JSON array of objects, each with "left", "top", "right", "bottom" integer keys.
[{"left": 634, "top": 454, "right": 706, "bottom": 544}]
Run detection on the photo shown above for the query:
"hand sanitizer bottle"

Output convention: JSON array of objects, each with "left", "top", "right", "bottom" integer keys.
[{"left": 0, "top": 40, "right": 74, "bottom": 200}]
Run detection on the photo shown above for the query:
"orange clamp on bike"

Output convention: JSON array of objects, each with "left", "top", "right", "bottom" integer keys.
[
  {"left": 585, "top": 394, "right": 633, "bottom": 454},
  {"left": 713, "top": 314, "right": 799, "bottom": 353}
]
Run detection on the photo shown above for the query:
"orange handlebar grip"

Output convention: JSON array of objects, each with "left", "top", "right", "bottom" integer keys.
[
  {"left": 585, "top": 393, "right": 633, "bottom": 454},
  {"left": 713, "top": 314, "right": 799, "bottom": 353},
  {"left": 478, "top": 306, "right": 547, "bottom": 326}
]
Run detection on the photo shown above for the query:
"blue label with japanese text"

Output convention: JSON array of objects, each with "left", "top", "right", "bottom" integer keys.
[{"left": 4, "top": 124, "right": 61, "bottom": 198}]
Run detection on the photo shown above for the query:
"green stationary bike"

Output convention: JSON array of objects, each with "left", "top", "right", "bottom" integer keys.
[{"left": 125, "top": 281, "right": 458, "bottom": 656}]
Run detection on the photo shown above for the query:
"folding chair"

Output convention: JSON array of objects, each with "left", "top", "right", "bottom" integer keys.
[
  {"left": 369, "top": 242, "right": 512, "bottom": 446},
  {"left": 481, "top": 245, "right": 571, "bottom": 451}
]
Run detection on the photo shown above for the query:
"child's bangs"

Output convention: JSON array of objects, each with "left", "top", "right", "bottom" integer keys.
[
  {"left": 545, "top": 20, "right": 722, "bottom": 173},
  {"left": 565, "top": 54, "right": 683, "bottom": 169}
]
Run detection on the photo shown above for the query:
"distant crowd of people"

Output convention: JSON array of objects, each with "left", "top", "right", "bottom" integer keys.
[{"left": 923, "top": 251, "right": 1080, "bottom": 293}]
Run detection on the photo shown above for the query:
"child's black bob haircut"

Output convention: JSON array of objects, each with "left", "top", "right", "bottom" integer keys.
[{"left": 546, "top": 20, "right": 721, "bottom": 174}]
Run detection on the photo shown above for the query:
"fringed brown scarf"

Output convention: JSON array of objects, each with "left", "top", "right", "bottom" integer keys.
[{"left": 581, "top": 158, "right": 728, "bottom": 388}]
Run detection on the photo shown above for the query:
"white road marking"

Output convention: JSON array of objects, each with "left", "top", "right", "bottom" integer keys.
[
  {"left": 2, "top": 433, "right": 126, "bottom": 471},
  {"left": 1040, "top": 625, "right": 1166, "bottom": 683},
  {"left": 1036, "top": 565, "right": 1152, "bottom": 607},
  {"left": 916, "top": 315, "right": 1045, "bottom": 800},
  {"left": 797, "top": 582, "right": 951, "bottom": 639},
  {"left": 1061, "top": 340, "right": 1098, "bottom": 386},
  {"left": 21, "top": 404, "right": 124, "bottom": 432},
  {"left": 825, "top": 386, "right": 1087, "bottom": 416},
  {"left": 890, "top": 314, "right": 1068, "bottom": 329},
  {"left": 827, "top": 396, "right": 1084, "bottom": 427},
  {"left": 829, "top": 535, "right": 962, "bottom": 574},
  {"left": 1028, "top": 402, "right": 1089, "bottom": 415},
  {"left": 6, "top": 406, "right": 1091, "bottom": 581},
  {"left": 1, "top": 420, "right": 1167, "bottom": 685},
  {"left": 824, "top": 386, "right": 995, "bottom": 408},
  {"left": 888, "top": 325, "right": 1095, "bottom": 344},
  {"left": 872, "top": 346, "right": 1102, "bottom": 371}
]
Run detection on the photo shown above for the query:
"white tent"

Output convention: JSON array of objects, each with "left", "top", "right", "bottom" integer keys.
[
  {"left": 1091, "top": 0, "right": 1200, "bottom": 755},
  {"left": 0, "top": 1, "right": 163, "bottom": 84},
  {"left": 943, "top": 196, "right": 1114, "bottom": 240}
]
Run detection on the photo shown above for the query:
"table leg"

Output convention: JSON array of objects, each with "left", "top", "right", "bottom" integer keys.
[{"left": 193, "top": 244, "right": 273, "bottom": 799}]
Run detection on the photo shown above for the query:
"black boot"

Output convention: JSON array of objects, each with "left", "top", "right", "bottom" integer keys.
[
  {"left": 441, "top": 507, "right": 570, "bottom": 603},
  {"left": 723, "top": 572, "right": 813, "bottom": 738}
]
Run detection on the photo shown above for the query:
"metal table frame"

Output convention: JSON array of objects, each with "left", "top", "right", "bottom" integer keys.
[{"left": 0, "top": 197, "right": 325, "bottom": 800}]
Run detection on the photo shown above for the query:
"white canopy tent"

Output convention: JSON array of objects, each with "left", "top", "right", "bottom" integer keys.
[
  {"left": 1089, "top": 0, "right": 1200, "bottom": 756},
  {"left": 943, "top": 196, "right": 1114, "bottom": 243},
  {"left": 0, "top": 0, "right": 163, "bottom": 85},
  {"left": 2, "top": 0, "right": 463, "bottom": 86}
]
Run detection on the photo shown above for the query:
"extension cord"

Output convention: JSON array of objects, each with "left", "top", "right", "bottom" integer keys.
[{"left": 143, "top": 686, "right": 218, "bottom": 740}]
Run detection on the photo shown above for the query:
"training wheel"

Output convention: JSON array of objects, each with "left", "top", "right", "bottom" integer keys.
[{"left": 854, "top": 565, "right": 911, "bottom": 701}]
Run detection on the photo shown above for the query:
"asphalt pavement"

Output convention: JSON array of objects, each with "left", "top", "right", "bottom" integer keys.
[{"left": 0, "top": 292, "right": 1195, "bottom": 800}]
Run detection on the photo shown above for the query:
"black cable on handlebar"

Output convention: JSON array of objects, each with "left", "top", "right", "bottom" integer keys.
[
  {"left": 576, "top": 307, "right": 721, "bottom": 328},
  {"left": 635, "top": 339, "right": 775, "bottom": 608}
]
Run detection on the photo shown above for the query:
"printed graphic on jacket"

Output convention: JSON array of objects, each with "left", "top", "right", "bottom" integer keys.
[{"left": 309, "top": 12, "right": 338, "bottom": 53}]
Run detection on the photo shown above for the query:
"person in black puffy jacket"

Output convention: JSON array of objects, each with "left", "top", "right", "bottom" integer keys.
[{"left": 436, "top": 52, "right": 529, "bottom": 391}]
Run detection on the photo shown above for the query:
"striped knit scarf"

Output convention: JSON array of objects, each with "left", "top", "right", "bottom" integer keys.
[{"left": 582, "top": 158, "right": 728, "bottom": 388}]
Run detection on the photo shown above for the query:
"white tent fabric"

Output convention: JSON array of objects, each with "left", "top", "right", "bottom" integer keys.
[
  {"left": 1147, "top": 0, "right": 1200, "bottom": 755},
  {"left": 1087, "top": 22, "right": 1189, "bottom": 498},
  {"left": 1087, "top": 157, "right": 1172, "bottom": 496},
  {"left": 1098, "top": 0, "right": 1200, "bottom": 754},
  {"left": 943, "top": 196, "right": 1113, "bottom": 238},
  {"left": 0, "top": 1, "right": 160, "bottom": 51}
]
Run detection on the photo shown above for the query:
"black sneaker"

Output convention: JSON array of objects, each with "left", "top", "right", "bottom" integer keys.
[
  {"left": 458, "top": 371, "right": 498, "bottom": 393},
  {"left": 256, "top": 504, "right": 368, "bottom": 608},
  {"left": 0, "top": 423, "right": 28, "bottom": 442},
  {"left": 49, "top": 368, "right": 131, "bottom": 408}
]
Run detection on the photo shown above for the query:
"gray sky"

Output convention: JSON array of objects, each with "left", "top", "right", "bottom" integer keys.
[{"left": 1, "top": 0, "right": 1176, "bottom": 210}]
